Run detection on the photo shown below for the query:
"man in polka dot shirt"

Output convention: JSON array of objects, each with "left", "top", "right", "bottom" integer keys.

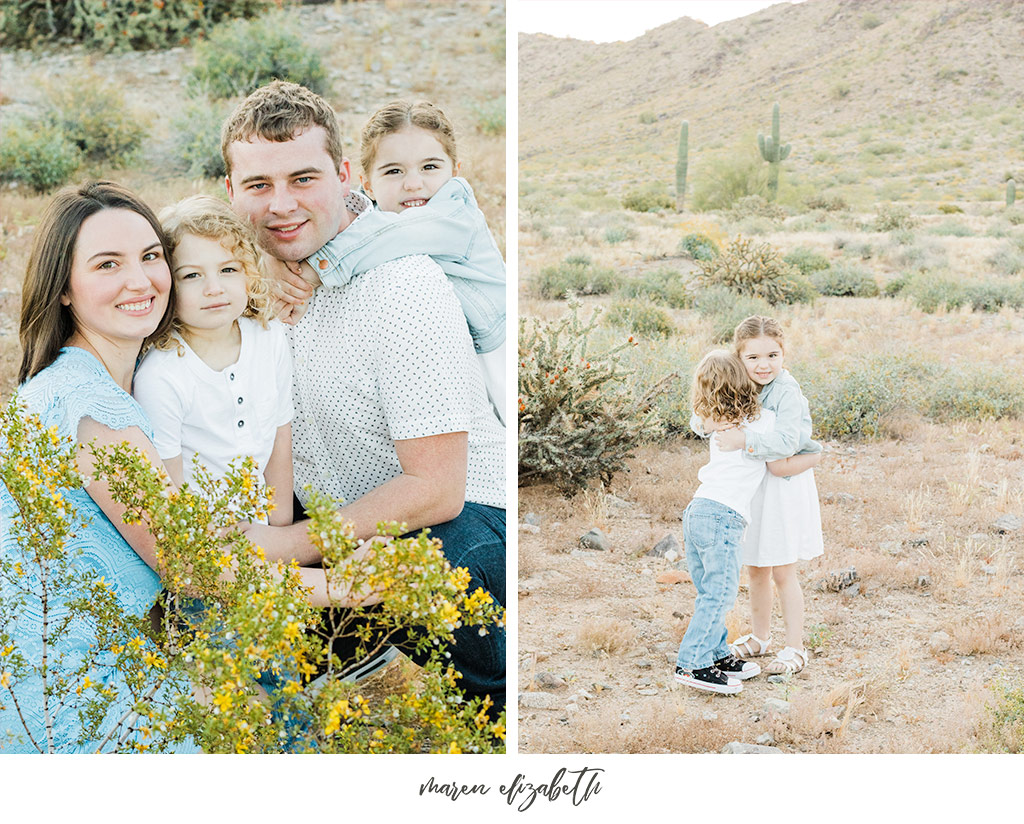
[{"left": 221, "top": 82, "right": 506, "bottom": 709}]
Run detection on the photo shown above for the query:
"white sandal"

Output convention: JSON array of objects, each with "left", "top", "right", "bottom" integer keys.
[
  {"left": 729, "top": 633, "right": 772, "bottom": 659},
  {"left": 764, "top": 646, "right": 807, "bottom": 676}
]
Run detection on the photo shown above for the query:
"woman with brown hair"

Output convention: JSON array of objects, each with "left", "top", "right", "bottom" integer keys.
[{"left": 0, "top": 181, "right": 195, "bottom": 753}]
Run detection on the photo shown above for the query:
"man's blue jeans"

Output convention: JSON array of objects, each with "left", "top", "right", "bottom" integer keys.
[{"left": 675, "top": 497, "right": 746, "bottom": 672}]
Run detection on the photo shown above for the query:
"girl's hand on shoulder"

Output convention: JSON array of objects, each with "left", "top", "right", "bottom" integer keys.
[
  {"left": 264, "top": 256, "right": 315, "bottom": 304},
  {"left": 714, "top": 426, "right": 747, "bottom": 452}
]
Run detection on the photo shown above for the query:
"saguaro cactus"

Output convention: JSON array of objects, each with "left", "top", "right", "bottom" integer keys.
[
  {"left": 758, "top": 101, "right": 791, "bottom": 201},
  {"left": 1008, "top": 178, "right": 1017, "bottom": 208},
  {"left": 675, "top": 120, "right": 689, "bottom": 212}
]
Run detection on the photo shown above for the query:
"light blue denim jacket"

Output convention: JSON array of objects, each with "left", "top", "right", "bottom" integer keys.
[
  {"left": 305, "top": 177, "right": 505, "bottom": 354},
  {"left": 689, "top": 369, "right": 821, "bottom": 460}
]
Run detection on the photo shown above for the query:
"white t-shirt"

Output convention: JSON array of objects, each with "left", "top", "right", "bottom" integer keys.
[
  {"left": 693, "top": 409, "right": 776, "bottom": 523},
  {"left": 133, "top": 316, "right": 294, "bottom": 485},
  {"left": 287, "top": 253, "right": 505, "bottom": 512}
]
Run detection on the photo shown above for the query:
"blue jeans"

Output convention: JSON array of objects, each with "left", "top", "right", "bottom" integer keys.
[{"left": 675, "top": 497, "right": 746, "bottom": 672}]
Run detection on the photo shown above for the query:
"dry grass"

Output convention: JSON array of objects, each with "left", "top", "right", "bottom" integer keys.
[
  {"left": 576, "top": 618, "right": 637, "bottom": 655},
  {"left": 952, "top": 612, "right": 1014, "bottom": 656}
]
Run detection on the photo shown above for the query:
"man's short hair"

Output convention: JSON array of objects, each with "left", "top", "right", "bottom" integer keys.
[{"left": 221, "top": 80, "right": 345, "bottom": 176}]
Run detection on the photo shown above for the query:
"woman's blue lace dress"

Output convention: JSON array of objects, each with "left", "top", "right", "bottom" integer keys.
[{"left": 0, "top": 348, "right": 197, "bottom": 753}]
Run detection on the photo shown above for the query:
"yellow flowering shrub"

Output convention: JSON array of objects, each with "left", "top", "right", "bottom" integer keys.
[{"left": 0, "top": 399, "right": 505, "bottom": 753}]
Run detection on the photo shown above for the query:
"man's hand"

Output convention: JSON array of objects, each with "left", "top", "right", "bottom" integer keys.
[
  {"left": 715, "top": 426, "right": 747, "bottom": 452},
  {"left": 264, "top": 256, "right": 315, "bottom": 305}
]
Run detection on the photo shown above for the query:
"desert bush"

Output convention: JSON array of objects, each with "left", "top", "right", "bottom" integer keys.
[
  {"left": 937, "top": 203, "right": 965, "bottom": 214},
  {"left": 619, "top": 267, "right": 692, "bottom": 309},
  {"left": 518, "top": 303, "right": 660, "bottom": 495},
  {"left": 979, "top": 680, "right": 1024, "bottom": 753},
  {"left": 691, "top": 151, "right": 769, "bottom": 211},
  {"left": 189, "top": 12, "right": 328, "bottom": 99},
  {"left": 783, "top": 247, "right": 831, "bottom": 277},
  {"left": 986, "top": 240, "right": 1024, "bottom": 276},
  {"left": 606, "top": 299, "right": 674, "bottom": 338},
  {"left": 874, "top": 203, "right": 919, "bottom": 232},
  {"left": 0, "top": 0, "right": 278, "bottom": 51},
  {"left": 728, "top": 194, "right": 786, "bottom": 222},
  {"left": 1006, "top": 208, "right": 1024, "bottom": 226},
  {"left": 693, "top": 236, "right": 812, "bottom": 305},
  {"left": 906, "top": 275, "right": 966, "bottom": 313},
  {"left": 805, "top": 357, "right": 922, "bottom": 439},
  {"left": 927, "top": 220, "right": 973, "bottom": 237},
  {"left": 692, "top": 285, "right": 774, "bottom": 344},
  {"left": 42, "top": 72, "right": 147, "bottom": 167},
  {"left": 887, "top": 237, "right": 948, "bottom": 272},
  {"left": 469, "top": 96, "right": 506, "bottom": 136},
  {"left": 0, "top": 120, "right": 81, "bottom": 192},
  {"left": 173, "top": 98, "right": 235, "bottom": 179},
  {"left": 679, "top": 232, "right": 719, "bottom": 261},
  {"left": 927, "top": 367, "right": 1024, "bottom": 422},
  {"left": 883, "top": 273, "right": 913, "bottom": 297},
  {"left": 0, "top": 401, "right": 504, "bottom": 753},
  {"left": 604, "top": 226, "right": 636, "bottom": 245},
  {"left": 533, "top": 255, "right": 621, "bottom": 300},
  {"left": 811, "top": 261, "right": 880, "bottom": 297},
  {"left": 805, "top": 193, "right": 848, "bottom": 212},
  {"left": 962, "top": 280, "right": 1024, "bottom": 312},
  {"left": 622, "top": 187, "right": 674, "bottom": 213},
  {"left": 638, "top": 111, "right": 657, "bottom": 125}
]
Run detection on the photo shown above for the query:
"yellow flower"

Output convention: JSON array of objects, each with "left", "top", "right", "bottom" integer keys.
[
  {"left": 212, "top": 692, "right": 233, "bottom": 713},
  {"left": 447, "top": 741, "right": 462, "bottom": 754}
]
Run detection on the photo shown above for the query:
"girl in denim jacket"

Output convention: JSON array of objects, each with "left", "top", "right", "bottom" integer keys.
[
  {"left": 674, "top": 350, "right": 774, "bottom": 694},
  {"left": 713, "top": 316, "right": 824, "bottom": 676},
  {"left": 276, "top": 100, "right": 506, "bottom": 424}
]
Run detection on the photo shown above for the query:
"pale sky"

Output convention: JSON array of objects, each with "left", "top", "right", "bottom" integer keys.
[{"left": 517, "top": 0, "right": 808, "bottom": 42}]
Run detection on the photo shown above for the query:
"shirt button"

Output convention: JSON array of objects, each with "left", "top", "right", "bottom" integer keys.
[
  {"left": 747, "top": 447, "right": 754, "bottom": 452},
  {"left": 229, "top": 373, "right": 235, "bottom": 380},
  {"left": 237, "top": 420, "right": 245, "bottom": 428},
  {"left": 237, "top": 397, "right": 243, "bottom": 404},
  {"left": 319, "top": 259, "right": 329, "bottom": 270}
]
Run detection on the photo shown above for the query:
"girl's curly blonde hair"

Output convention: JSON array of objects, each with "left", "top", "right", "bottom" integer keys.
[
  {"left": 691, "top": 349, "right": 761, "bottom": 426},
  {"left": 149, "top": 195, "right": 273, "bottom": 352}
]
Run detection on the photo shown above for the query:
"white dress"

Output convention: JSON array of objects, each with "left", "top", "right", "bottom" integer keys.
[{"left": 742, "top": 469, "right": 824, "bottom": 567}]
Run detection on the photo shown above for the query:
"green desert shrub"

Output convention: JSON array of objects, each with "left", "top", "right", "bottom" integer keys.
[
  {"left": 783, "top": 247, "right": 831, "bottom": 277},
  {"left": 978, "top": 679, "right": 1024, "bottom": 753},
  {"left": 518, "top": 303, "right": 660, "bottom": 495},
  {"left": 927, "top": 219, "right": 973, "bottom": 237},
  {"left": 469, "top": 96, "right": 506, "bottom": 136},
  {"left": 906, "top": 275, "right": 965, "bottom": 313},
  {"left": 691, "top": 151, "right": 769, "bottom": 212},
  {"left": 937, "top": 203, "right": 965, "bottom": 214},
  {"left": 679, "top": 232, "right": 719, "bottom": 261},
  {"left": 619, "top": 267, "right": 692, "bottom": 309},
  {"left": 887, "top": 237, "right": 948, "bottom": 272},
  {"left": 883, "top": 273, "right": 913, "bottom": 297},
  {"left": 806, "top": 357, "right": 920, "bottom": 439},
  {"left": 0, "top": 120, "right": 81, "bottom": 192},
  {"left": 728, "top": 194, "right": 787, "bottom": 222},
  {"left": 986, "top": 241, "right": 1024, "bottom": 276},
  {"left": 189, "top": 12, "right": 328, "bottom": 99},
  {"left": 604, "top": 226, "right": 636, "bottom": 245},
  {"left": 874, "top": 203, "right": 918, "bottom": 232},
  {"left": 173, "top": 98, "right": 236, "bottom": 179},
  {"left": 0, "top": 0, "right": 276, "bottom": 51},
  {"left": 927, "top": 368, "right": 1024, "bottom": 422},
  {"left": 804, "top": 193, "right": 848, "bottom": 212},
  {"left": 622, "top": 186, "right": 674, "bottom": 213},
  {"left": 606, "top": 299, "right": 675, "bottom": 338},
  {"left": 638, "top": 111, "right": 657, "bottom": 125},
  {"left": 42, "top": 73, "right": 147, "bottom": 167},
  {"left": 962, "top": 280, "right": 1024, "bottom": 312},
  {"left": 811, "top": 261, "right": 879, "bottom": 297},
  {"left": 694, "top": 236, "right": 813, "bottom": 305},
  {"left": 692, "top": 286, "right": 774, "bottom": 344},
  {"left": 533, "top": 255, "right": 621, "bottom": 300}
]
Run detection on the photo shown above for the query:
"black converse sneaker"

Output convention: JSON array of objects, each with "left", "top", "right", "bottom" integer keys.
[
  {"left": 714, "top": 653, "right": 761, "bottom": 680},
  {"left": 674, "top": 664, "right": 742, "bottom": 694}
]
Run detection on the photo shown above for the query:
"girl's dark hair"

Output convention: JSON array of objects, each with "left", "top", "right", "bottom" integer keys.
[{"left": 19, "top": 181, "right": 174, "bottom": 383}]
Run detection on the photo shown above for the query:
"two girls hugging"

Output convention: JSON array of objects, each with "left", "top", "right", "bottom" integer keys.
[{"left": 674, "top": 316, "right": 824, "bottom": 695}]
